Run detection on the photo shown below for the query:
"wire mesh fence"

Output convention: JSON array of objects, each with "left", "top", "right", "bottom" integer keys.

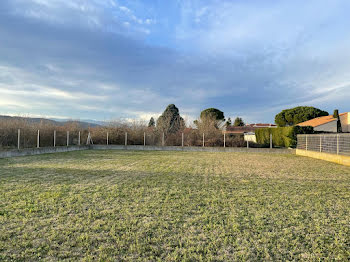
[
  {"left": 297, "top": 134, "right": 350, "bottom": 156},
  {"left": 0, "top": 128, "right": 251, "bottom": 150},
  {"left": 0, "top": 128, "right": 89, "bottom": 150},
  {"left": 89, "top": 129, "right": 246, "bottom": 148}
]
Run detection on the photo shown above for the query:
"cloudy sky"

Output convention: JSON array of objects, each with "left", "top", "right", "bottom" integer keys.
[{"left": 1, "top": 0, "right": 350, "bottom": 124}]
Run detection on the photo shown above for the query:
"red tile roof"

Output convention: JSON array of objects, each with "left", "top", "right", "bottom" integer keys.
[{"left": 298, "top": 112, "right": 347, "bottom": 127}]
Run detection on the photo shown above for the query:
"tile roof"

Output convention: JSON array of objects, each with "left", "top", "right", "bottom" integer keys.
[
  {"left": 298, "top": 112, "right": 347, "bottom": 127},
  {"left": 225, "top": 126, "right": 256, "bottom": 133},
  {"left": 246, "top": 123, "right": 277, "bottom": 127}
]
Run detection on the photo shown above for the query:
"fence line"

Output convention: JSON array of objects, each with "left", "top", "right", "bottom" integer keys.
[
  {"left": 0, "top": 129, "right": 292, "bottom": 150},
  {"left": 297, "top": 134, "right": 350, "bottom": 156},
  {"left": 1, "top": 128, "right": 281, "bottom": 150},
  {"left": 0, "top": 129, "right": 89, "bottom": 150}
]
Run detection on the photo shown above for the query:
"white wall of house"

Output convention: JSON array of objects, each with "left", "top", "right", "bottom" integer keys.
[
  {"left": 340, "top": 113, "right": 349, "bottom": 132},
  {"left": 244, "top": 134, "right": 257, "bottom": 143},
  {"left": 314, "top": 121, "right": 337, "bottom": 132}
]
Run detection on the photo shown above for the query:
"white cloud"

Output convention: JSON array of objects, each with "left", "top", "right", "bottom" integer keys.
[
  {"left": 7, "top": 0, "right": 154, "bottom": 35},
  {"left": 0, "top": 65, "right": 111, "bottom": 118},
  {"left": 2, "top": 0, "right": 350, "bottom": 123},
  {"left": 1, "top": 112, "right": 70, "bottom": 120},
  {"left": 175, "top": 0, "right": 350, "bottom": 55},
  {"left": 145, "top": 19, "right": 154, "bottom": 25},
  {"left": 119, "top": 4, "right": 155, "bottom": 25},
  {"left": 124, "top": 110, "right": 161, "bottom": 121},
  {"left": 0, "top": 83, "right": 107, "bottom": 104},
  {"left": 119, "top": 6, "right": 131, "bottom": 13}
]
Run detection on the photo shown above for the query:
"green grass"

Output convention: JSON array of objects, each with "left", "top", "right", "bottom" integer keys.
[{"left": 0, "top": 150, "right": 349, "bottom": 261}]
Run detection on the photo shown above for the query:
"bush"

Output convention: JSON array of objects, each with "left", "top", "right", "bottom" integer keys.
[
  {"left": 255, "top": 126, "right": 314, "bottom": 148},
  {"left": 0, "top": 118, "right": 88, "bottom": 149}
]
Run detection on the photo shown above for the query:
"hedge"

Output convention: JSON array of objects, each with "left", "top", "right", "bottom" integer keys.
[{"left": 255, "top": 126, "right": 314, "bottom": 148}]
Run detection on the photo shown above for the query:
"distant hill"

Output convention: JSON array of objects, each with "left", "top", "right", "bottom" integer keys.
[{"left": 0, "top": 115, "right": 101, "bottom": 128}]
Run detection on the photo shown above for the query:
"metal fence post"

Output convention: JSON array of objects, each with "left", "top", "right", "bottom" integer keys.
[
  {"left": 107, "top": 132, "right": 109, "bottom": 145},
  {"left": 87, "top": 132, "right": 91, "bottom": 145},
  {"left": 224, "top": 133, "right": 226, "bottom": 148},
  {"left": 144, "top": 132, "right": 146, "bottom": 146},
  {"left": 182, "top": 132, "right": 184, "bottom": 147},
  {"left": 17, "top": 129, "right": 20, "bottom": 150},
  {"left": 37, "top": 130, "right": 40, "bottom": 148},
  {"left": 67, "top": 131, "right": 69, "bottom": 147},
  {"left": 247, "top": 140, "right": 249, "bottom": 148},
  {"left": 306, "top": 135, "right": 308, "bottom": 151},
  {"left": 125, "top": 132, "right": 127, "bottom": 146},
  {"left": 337, "top": 134, "right": 339, "bottom": 155},
  {"left": 54, "top": 130, "right": 56, "bottom": 147},
  {"left": 203, "top": 133, "right": 205, "bottom": 147},
  {"left": 320, "top": 135, "right": 322, "bottom": 152},
  {"left": 270, "top": 134, "right": 273, "bottom": 149},
  {"left": 162, "top": 132, "right": 165, "bottom": 147},
  {"left": 78, "top": 131, "right": 80, "bottom": 146}
]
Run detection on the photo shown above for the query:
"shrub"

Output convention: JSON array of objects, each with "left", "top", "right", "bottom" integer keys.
[
  {"left": 255, "top": 126, "right": 314, "bottom": 148},
  {"left": 0, "top": 118, "right": 88, "bottom": 149}
]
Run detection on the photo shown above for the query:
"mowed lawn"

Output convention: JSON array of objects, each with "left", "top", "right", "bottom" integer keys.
[{"left": 0, "top": 151, "right": 349, "bottom": 261}]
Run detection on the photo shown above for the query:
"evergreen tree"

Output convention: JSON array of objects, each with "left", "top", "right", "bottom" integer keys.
[
  {"left": 148, "top": 117, "right": 155, "bottom": 127},
  {"left": 275, "top": 106, "right": 329, "bottom": 127},
  {"left": 233, "top": 117, "right": 245, "bottom": 126},
  {"left": 333, "top": 109, "right": 342, "bottom": 133},
  {"left": 333, "top": 109, "right": 339, "bottom": 118},
  {"left": 226, "top": 117, "right": 232, "bottom": 127},
  {"left": 200, "top": 108, "right": 225, "bottom": 121},
  {"left": 156, "top": 104, "right": 185, "bottom": 134},
  {"left": 195, "top": 108, "right": 225, "bottom": 129}
]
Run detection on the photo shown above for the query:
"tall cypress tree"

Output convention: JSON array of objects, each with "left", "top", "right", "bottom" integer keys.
[
  {"left": 148, "top": 117, "right": 155, "bottom": 127},
  {"left": 333, "top": 109, "right": 339, "bottom": 118},
  {"left": 333, "top": 109, "right": 342, "bottom": 133},
  {"left": 156, "top": 104, "right": 185, "bottom": 134}
]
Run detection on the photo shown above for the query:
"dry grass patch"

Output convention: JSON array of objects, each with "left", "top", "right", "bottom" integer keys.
[{"left": 0, "top": 150, "right": 349, "bottom": 261}]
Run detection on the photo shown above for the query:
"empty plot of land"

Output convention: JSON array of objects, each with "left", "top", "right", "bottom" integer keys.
[{"left": 0, "top": 151, "right": 349, "bottom": 261}]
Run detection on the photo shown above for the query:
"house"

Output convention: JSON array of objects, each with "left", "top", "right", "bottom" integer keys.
[
  {"left": 298, "top": 112, "right": 349, "bottom": 132},
  {"left": 245, "top": 123, "right": 277, "bottom": 128},
  {"left": 244, "top": 132, "right": 257, "bottom": 143},
  {"left": 224, "top": 123, "right": 276, "bottom": 143},
  {"left": 224, "top": 126, "right": 256, "bottom": 134}
]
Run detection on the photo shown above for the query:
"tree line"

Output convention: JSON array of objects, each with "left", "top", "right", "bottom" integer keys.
[
  {"left": 148, "top": 105, "right": 246, "bottom": 135},
  {"left": 148, "top": 104, "right": 340, "bottom": 135}
]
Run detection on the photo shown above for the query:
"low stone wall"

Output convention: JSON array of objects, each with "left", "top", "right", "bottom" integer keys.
[
  {"left": 91, "top": 145, "right": 294, "bottom": 154},
  {"left": 0, "top": 146, "right": 89, "bottom": 159},
  {"left": 296, "top": 149, "right": 350, "bottom": 166}
]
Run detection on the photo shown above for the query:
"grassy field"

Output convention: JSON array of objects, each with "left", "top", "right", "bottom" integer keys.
[{"left": 0, "top": 150, "right": 349, "bottom": 261}]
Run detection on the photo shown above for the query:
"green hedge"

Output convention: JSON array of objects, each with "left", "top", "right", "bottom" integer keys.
[{"left": 255, "top": 126, "right": 314, "bottom": 148}]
